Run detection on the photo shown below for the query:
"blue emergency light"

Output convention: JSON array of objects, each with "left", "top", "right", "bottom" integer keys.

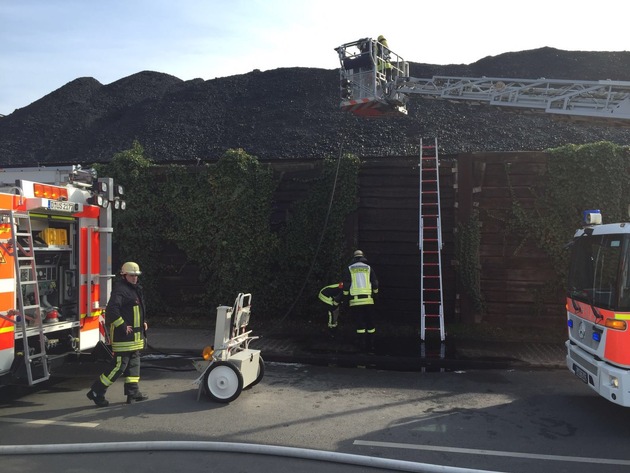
[{"left": 582, "top": 209, "right": 602, "bottom": 225}]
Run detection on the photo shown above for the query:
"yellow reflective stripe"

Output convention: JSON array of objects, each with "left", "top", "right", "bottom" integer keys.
[
  {"left": 0, "top": 326, "right": 15, "bottom": 334},
  {"left": 614, "top": 314, "right": 630, "bottom": 320},
  {"left": 134, "top": 306, "right": 141, "bottom": 343},
  {"left": 112, "top": 341, "right": 144, "bottom": 351},
  {"left": 100, "top": 357, "right": 123, "bottom": 386}
]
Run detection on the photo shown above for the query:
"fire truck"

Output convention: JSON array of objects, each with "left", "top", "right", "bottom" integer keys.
[
  {"left": 334, "top": 38, "right": 630, "bottom": 124},
  {"left": 566, "top": 210, "right": 630, "bottom": 406},
  {"left": 0, "top": 165, "right": 125, "bottom": 386}
]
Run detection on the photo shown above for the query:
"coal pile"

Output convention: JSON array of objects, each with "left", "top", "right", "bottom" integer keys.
[{"left": 2, "top": 47, "right": 630, "bottom": 165}]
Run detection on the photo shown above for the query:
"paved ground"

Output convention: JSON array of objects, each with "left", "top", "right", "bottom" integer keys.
[{"left": 146, "top": 326, "right": 567, "bottom": 371}]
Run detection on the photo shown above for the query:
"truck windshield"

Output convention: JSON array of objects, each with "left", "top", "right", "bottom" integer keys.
[{"left": 567, "top": 233, "right": 630, "bottom": 311}]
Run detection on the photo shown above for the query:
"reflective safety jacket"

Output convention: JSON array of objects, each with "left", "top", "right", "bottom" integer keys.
[
  {"left": 106, "top": 278, "right": 147, "bottom": 353},
  {"left": 343, "top": 258, "right": 379, "bottom": 307},
  {"left": 318, "top": 283, "right": 343, "bottom": 307}
]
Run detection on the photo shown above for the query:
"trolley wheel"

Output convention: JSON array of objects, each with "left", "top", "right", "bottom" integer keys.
[
  {"left": 203, "top": 361, "right": 243, "bottom": 403},
  {"left": 246, "top": 356, "right": 265, "bottom": 389}
]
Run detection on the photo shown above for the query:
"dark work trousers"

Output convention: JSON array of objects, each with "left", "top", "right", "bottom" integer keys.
[
  {"left": 350, "top": 304, "right": 376, "bottom": 351},
  {"left": 91, "top": 350, "right": 141, "bottom": 396}
]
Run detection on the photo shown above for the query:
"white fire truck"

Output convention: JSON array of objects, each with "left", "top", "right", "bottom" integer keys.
[
  {"left": 335, "top": 38, "right": 630, "bottom": 124},
  {"left": 0, "top": 165, "right": 125, "bottom": 386},
  {"left": 566, "top": 210, "right": 630, "bottom": 406}
]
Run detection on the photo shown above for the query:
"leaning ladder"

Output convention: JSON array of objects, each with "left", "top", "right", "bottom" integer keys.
[
  {"left": 419, "top": 138, "right": 445, "bottom": 341},
  {"left": 4, "top": 211, "right": 50, "bottom": 384}
]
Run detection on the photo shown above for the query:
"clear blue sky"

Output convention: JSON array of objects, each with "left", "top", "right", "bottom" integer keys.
[{"left": 1, "top": 0, "right": 628, "bottom": 115}]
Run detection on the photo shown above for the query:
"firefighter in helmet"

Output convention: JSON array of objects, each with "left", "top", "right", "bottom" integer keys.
[
  {"left": 376, "top": 35, "right": 392, "bottom": 83},
  {"left": 342, "top": 250, "right": 379, "bottom": 353},
  {"left": 87, "top": 261, "right": 149, "bottom": 407}
]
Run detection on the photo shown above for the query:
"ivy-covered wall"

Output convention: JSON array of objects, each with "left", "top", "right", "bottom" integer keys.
[
  {"left": 95, "top": 143, "right": 360, "bottom": 324},
  {"left": 455, "top": 141, "right": 630, "bottom": 328},
  {"left": 95, "top": 140, "right": 630, "bottom": 333}
]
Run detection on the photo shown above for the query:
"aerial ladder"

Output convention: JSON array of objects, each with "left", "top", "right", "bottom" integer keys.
[{"left": 334, "top": 38, "right": 630, "bottom": 124}]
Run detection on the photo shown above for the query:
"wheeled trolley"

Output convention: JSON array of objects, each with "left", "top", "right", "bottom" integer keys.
[{"left": 194, "top": 293, "right": 263, "bottom": 403}]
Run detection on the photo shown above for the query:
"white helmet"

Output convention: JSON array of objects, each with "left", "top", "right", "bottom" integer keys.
[
  {"left": 121, "top": 261, "right": 141, "bottom": 276},
  {"left": 353, "top": 250, "right": 364, "bottom": 258}
]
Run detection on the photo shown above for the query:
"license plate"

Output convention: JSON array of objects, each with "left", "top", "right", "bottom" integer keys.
[
  {"left": 573, "top": 364, "right": 588, "bottom": 384},
  {"left": 48, "top": 200, "right": 74, "bottom": 213}
]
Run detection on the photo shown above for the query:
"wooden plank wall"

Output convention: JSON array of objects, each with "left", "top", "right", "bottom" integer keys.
[
  {"left": 354, "top": 157, "right": 456, "bottom": 330},
  {"left": 455, "top": 152, "right": 565, "bottom": 330}
]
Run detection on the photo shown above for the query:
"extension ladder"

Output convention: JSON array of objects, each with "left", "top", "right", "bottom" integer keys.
[
  {"left": 3, "top": 211, "right": 50, "bottom": 384},
  {"left": 419, "top": 138, "right": 445, "bottom": 341}
]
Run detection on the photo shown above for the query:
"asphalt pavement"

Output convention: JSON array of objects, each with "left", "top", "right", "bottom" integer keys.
[{"left": 146, "top": 326, "right": 567, "bottom": 371}]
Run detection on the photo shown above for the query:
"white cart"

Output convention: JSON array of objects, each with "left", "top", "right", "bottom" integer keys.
[{"left": 194, "top": 293, "right": 264, "bottom": 403}]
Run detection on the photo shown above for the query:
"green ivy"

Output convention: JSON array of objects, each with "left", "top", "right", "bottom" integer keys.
[
  {"left": 93, "top": 141, "right": 165, "bottom": 310},
  {"left": 455, "top": 210, "right": 485, "bottom": 314},
  {"left": 94, "top": 144, "right": 360, "bottom": 322},
  {"left": 276, "top": 153, "right": 360, "bottom": 320},
  {"left": 511, "top": 142, "right": 629, "bottom": 282}
]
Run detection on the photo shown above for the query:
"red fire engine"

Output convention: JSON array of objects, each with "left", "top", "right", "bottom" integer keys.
[{"left": 0, "top": 165, "right": 124, "bottom": 386}]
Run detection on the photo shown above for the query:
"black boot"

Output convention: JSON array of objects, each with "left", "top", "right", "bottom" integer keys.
[
  {"left": 86, "top": 390, "right": 109, "bottom": 407},
  {"left": 126, "top": 392, "right": 149, "bottom": 404}
]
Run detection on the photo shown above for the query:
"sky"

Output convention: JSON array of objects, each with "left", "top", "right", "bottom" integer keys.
[{"left": 1, "top": 0, "right": 629, "bottom": 115}]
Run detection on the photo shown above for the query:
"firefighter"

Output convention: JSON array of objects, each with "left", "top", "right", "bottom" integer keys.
[
  {"left": 86, "top": 262, "right": 149, "bottom": 407},
  {"left": 318, "top": 282, "right": 343, "bottom": 335},
  {"left": 376, "top": 35, "right": 392, "bottom": 83},
  {"left": 342, "top": 250, "right": 379, "bottom": 353}
]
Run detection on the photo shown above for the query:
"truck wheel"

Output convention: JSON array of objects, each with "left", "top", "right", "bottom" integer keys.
[{"left": 204, "top": 361, "right": 243, "bottom": 403}]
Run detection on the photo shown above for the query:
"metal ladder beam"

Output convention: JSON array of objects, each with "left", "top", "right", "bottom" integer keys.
[
  {"left": 419, "top": 138, "right": 445, "bottom": 342},
  {"left": 3, "top": 211, "right": 50, "bottom": 385},
  {"left": 396, "top": 76, "right": 630, "bottom": 121}
]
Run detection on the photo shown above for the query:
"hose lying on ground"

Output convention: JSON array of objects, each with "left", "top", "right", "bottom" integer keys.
[{"left": 0, "top": 440, "right": 504, "bottom": 473}]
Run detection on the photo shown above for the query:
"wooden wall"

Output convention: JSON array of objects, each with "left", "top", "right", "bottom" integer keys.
[
  {"left": 352, "top": 156, "right": 456, "bottom": 330},
  {"left": 454, "top": 152, "right": 565, "bottom": 330}
]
